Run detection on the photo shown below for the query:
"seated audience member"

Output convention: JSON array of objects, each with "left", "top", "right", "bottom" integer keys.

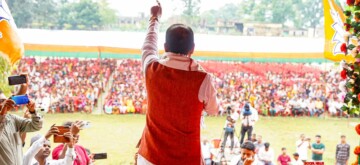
[
  {"left": 254, "top": 135, "right": 265, "bottom": 154},
  {"left": 251, "top": 133, "right": 257, "bottom": 143},
  {"left": 314, "top": 98, "right": 324, "bottom": 117},
  {"left": 230, "top": 141, "right": 257, "bottom": 165},
  {"left": 277, "top": 148, "right": 291, "bottom": 165},
  {"left": 291, "top": 153, "right": 303, "bottom": 165},
  {"left": 126, "top": 97, "right": 135, "bottom": 114},
  {"left": 52, "top": 121, "right": 91, "bottom": 165},
  {"left": 23, "top": 126, "right": 76, "bottom": 165},
  {"left": 258, "top": 142, "right": 274, "bottom": 165}
]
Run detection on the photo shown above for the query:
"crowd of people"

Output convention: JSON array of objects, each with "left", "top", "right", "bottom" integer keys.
[
  {"left": 204, "top": 133, "right": 349, "bottom": 165},
  {"left": 10, "top": 57, "right": 352, "bottom": 118},
  {"left": 201, "top": 105, "right": 351, "bottom": 165},
  {"left": 104, "top": 60, "right": 146, "bottom": 114},
  {"left": 0, "top": 79, "right": 95, "bottom": 165},
  {"left": 14, "top": 57, "right": 117, "bottom": 113}
]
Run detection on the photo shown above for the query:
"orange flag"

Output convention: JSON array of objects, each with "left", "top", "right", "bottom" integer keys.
[{"left": 0, "top": 0, "right": 24, "bottom": 65}]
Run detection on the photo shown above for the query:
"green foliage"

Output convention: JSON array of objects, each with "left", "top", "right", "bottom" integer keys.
[
  {"left": 199, "top": 0, "right": 324, "bottom": 29},
  {"left": 6, "top": 0, "right": 34, "bottom": 27},
  {"left": 6, "top": 0, "right": 117, "bottom": 30},
  {"left": 181, "top": 0, "right": 201, "bottom": 17},
  {"left": 0, "top": 56, "right": 13, "bottom": 96}
]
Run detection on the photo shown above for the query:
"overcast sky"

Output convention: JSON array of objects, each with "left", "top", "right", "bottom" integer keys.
[{"left": 107, "top": 0, "right": 239, "bottom": 18}]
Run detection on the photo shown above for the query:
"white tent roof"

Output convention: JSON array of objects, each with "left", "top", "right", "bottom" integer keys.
[{"left": 18, "top": 29, "right": 324, "bottom": 53}]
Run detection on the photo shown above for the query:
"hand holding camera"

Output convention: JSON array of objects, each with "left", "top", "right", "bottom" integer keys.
[
  {"left": 63, "top": 132, "right": 75, "bottom": 148},
  {"left": 45, "top": 125, "right": 60, "bottom": 140},
  {"left": 0, "top": 99, "right": 15, "bottom": 115}
]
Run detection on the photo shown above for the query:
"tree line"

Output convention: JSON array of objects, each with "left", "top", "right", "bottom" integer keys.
[
  {"left": 6, "top": 0, "right": 117, "bottom": 30},
  {"left": 179, "top": 0, "right": 323, "bottom": 31},
  {"left": 7, "top": 0, "right": 323, "bottom": 31}
]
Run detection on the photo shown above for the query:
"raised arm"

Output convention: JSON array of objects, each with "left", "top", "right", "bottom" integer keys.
[
  {"left": 23, "top": 126, "right": 59, "bottom": 165},
  {"left": 142, "top": 2, "right": 162, "bottom": 74},
  {"left": 23, "top": 136, "right": 46, "bottom": 165},
  {"left": 14, "top": 101, "right": 43, "bottom": 133}
]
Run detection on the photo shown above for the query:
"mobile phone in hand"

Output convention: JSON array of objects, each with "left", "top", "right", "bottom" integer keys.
[
  {"left": 93, "top": 153, "right": 107, "bottom": 160},
  {"left": 8, "top": 75, "right": 27, "bottom": 86},
  {"left": 53, "top": 126, "right": 71, "bottom": 143},
  {"left": 11, "top": 95, "right": 29, "bottom": 105}
]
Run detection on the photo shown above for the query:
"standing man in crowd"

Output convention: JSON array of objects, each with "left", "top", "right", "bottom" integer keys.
[
  {"left": 0, "top": 81, "right": 43, "bottom": 164},
  {"left": 221, "top": 106, "right": 239, "bottom": 153},
  {"left": 239, "top": 104, "right": 257, "bottom": 145},
  {"left": 137, "top": 2, "right": 218, "bottom": 164},
  {"left": 295, "top": 134, "right": 311, "bottom": 162},
  {"left": 311, "top": 135, "right": 325, "bottom": 162},
  {"left": 335, "top": 135, "right": 350, "bottom": 165}
]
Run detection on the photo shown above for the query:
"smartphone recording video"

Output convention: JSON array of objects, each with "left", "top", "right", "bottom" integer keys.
[
  {"left": 8, "top": 75, "right": 27, "bottom": 86},
  {"left": 11, "top": 95, "right": 29, "bottom": 105},
  {"left": 53, "top": 126, "right": 71, "bottom": 143},
  {"left": 93, "top": 153, "right": 107, "bottom": 160}
]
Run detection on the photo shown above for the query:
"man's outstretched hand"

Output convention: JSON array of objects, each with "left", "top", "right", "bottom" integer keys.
[{"left": 151, "top": 1, "right": 162, "bottom": 19}]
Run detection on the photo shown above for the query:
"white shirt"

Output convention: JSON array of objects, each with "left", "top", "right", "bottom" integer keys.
[
  {"left": 250, "top": 106, "right": 259, "bottom": 122},
  {"left": 23, "top": 136, "right": 75, "bottom": 165},
  {"left": 291, "top": 159, "right": 303, "bottom": 165},
  {"left": 258, "top": 148, "right": 275, "bottom": 164},
  {"left": 296, "top": 140, "right": 309, "bottom": 161},
  {"left": 201, "top": 142, "right": 211, "bottom": 159},
  {"left": 240, "top": 112, "right": 257, "bottom": 127}
]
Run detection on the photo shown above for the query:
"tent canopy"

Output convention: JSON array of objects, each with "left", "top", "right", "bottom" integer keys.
[{"left": 19, "top": 29, "right": 326, "bottom": 63}]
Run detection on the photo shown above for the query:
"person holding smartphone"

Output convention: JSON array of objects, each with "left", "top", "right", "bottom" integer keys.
[
  {"left": 23, "top": 125, "right": 76, "bottom": 165},
  {"left": 0, "top": 81, "right": 43, "bottom": 165},
  {"left": 295, "top": 134, "right": 311, "bottom": 162}
]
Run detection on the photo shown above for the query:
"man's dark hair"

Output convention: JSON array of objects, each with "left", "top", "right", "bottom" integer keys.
[
  {"left": 315, "top": 135, "right": 321, "bottom": 138},
  {"left": 165, "top": 24, "right": 194, "bottom": 55},
  {"left": 281, "top": 147, "right": 286, "bottom": 151},
  {"left": 241, "top": 141, "right": 255, "bottom": 151},
  {"left": 264, "top": 142, "right": 270, "bottom": 148},
  {"left": 341, "top": 135, "right": 346, "bottom": 138}
]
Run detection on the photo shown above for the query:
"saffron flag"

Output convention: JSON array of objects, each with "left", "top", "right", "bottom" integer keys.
[
  {"left": 0, "top": 0, "right": 23, "bottom": 65},
  {"left": 323, "top": 0, "right": 355, "bottom": 62}
]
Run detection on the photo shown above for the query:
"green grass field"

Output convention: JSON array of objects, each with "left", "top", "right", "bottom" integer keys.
[{"left": 20, "top": 113, "right": 359, "bottom": 165}]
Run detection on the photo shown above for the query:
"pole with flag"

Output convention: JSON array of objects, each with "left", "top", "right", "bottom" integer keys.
[
  {"left": 0, "top": 0, "right": 24, "bottom": 94},
  {"left": 323, "top": 0, "right": 355, "bottom": 62}
]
